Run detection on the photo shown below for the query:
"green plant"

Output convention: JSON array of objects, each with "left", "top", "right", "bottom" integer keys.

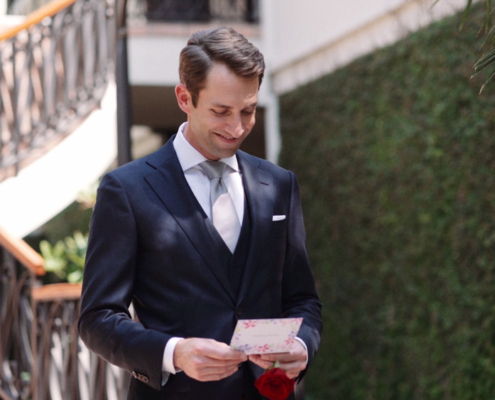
[
  {"left": 40, "top": 231, "right": 88, "bottom": 283},
  {"left": 435, "top": 0, "right": 495, "bottom": 91},
  {"left": 279, "top": 4, "right": 495, "bottom": 399},
  {"left": 37, "top": 182, "right": 98, "bottom": 283}
]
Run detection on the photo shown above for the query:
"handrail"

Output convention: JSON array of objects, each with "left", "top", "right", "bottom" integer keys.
[
  {"left": 32, "top": 282, "right": 82, "bottom": 301},
  {"left": 0, "top": 0, "right": 77, "bottom": 41},
  {"left": 0, "top": 0, "right": 115, "bottom": 178},
  {"left": 0, "top": 225, "right": 45, "bottom": 275}
]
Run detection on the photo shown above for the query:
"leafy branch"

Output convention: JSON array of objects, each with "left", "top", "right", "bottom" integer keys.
[
  {"left": 38, "top": 182, "right": 97, "bottom": 283},
  {"left": 40, "top": 231, "right": 88, "bottom": 283},
  {"left": 459, "top": 0, "right": 494, "bottom": 91}
]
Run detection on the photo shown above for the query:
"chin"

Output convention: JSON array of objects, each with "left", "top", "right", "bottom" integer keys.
[
  {"left": 210, "top": 144, "right": 242, "bottom": 159},
  {"left": 216, "top": 149, "right": 239, "bottom": 159}
]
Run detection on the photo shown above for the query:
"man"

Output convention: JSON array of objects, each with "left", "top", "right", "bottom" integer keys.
[{"left": 79, "top": 27, "right": 322, "bottom": 400}]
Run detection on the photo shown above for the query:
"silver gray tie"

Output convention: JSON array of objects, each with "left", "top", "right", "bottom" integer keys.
[{"left": 200, "top": 161, "right": 241, "bottom": 253}]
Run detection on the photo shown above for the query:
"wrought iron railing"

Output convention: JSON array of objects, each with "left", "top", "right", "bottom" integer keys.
[
  {"left": 31, "top": 284, "right": 129, "bottom": 400},
  {"left": 140, "top": 0, "right": 259, "bottom": 23},
  {"left": 0, "top": 226, "right": 44, "bottom": 400},
  {"left": 8, "top": 0, "right": 55, "bottom": 17},
  {"left": 0, "top": 0, "right": 115, "bottom": 180},
  {"left": 0, "top": 225, "right": 129, "bottom": 399},
  {"left": 0, "top": 0, "right": 131, "bottom": 395}
]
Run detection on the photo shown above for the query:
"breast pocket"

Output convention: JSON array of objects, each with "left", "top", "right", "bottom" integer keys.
[{"left": 267, "top": 216, "right": 287, "bottom": 255}]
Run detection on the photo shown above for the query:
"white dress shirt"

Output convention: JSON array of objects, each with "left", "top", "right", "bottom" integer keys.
[{"left": 174, "top": 122, "right": 245, "bottom": 223}]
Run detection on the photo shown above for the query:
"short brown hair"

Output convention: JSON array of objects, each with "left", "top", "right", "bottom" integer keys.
[{"left": 179, "top": 27, "right": 265, "bottom": 107}]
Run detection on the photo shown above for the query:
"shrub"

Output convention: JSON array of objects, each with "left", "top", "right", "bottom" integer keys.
[{"left": 279, "top": 5, "right": 495, "bottom": 399}]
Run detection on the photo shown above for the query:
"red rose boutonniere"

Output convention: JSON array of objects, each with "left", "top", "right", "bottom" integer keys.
[{"left": 254, "top": 361, "right": 296, "bottom": 400}]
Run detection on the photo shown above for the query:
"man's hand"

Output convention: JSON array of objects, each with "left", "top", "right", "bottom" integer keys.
[
  {"left": 174, "top": 338, "right": 248, "bottom": 382},
  {"left": 248, "top": 340, "right": 307, "bottom": 379}
]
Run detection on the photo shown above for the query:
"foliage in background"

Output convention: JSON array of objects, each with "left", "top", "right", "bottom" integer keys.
[
  {"left": 279, "top": 5, "right": 495, "bottom": 399},
  {"left": 38, "top": 182, "right": 97, "bottom": 283},
  {"left": 453, "top": 0, "right": 495, "bottom": 91},
  {"left": 40, "top": 231, "right": 88, "bottom": 283}
]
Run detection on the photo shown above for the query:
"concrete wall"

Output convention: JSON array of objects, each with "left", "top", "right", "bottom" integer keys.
[
  {"left": 128, "top": 24, "right": 267, "bottom": 98},
  {"left": 263, "top": 0, "right": 472, "bottom": 94},
  {"left": 263, "top": 0, "right": 408, "bottom": 71}
]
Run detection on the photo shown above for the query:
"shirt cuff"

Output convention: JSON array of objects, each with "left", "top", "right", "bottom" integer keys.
[
  {"left": 162, "top": 337, "right": 184, "bottom": 374},
  {"left": 295, "top": 337, "right": 309, "bottom": 366}
]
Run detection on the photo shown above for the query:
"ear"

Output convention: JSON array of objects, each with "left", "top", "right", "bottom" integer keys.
[{"left": 175, "top": 84, "right": 193, "bottom": 114}]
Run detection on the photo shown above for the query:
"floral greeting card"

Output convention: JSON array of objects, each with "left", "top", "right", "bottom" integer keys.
[{"left": 230, "top": 318, "right": 303, "bottom": 354}]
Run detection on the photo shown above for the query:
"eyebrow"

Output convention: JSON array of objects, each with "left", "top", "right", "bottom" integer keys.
[{"left": 212, "top": 102, "right": 258, "bottom": 109}]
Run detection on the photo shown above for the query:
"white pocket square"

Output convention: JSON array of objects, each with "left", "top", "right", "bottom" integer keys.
[{"left": 272, "top": 215, "right": 286, "bottom": 221}]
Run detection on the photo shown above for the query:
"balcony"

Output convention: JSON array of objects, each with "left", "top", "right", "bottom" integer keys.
[{"left": 131, "top": 0, "right": 259, "bottom": 24}]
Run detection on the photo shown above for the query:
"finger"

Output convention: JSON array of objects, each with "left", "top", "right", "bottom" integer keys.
[
  {"left": 276, "top": 359, "right": 308, "bottom": 380},
  {"left": 201, "top": 341, "right": 248, "bottom": 361},
  {"left": 175, "top": 339, "right": 247, "bottom": 377},
  {"left": 279, "top": 359, "right": 305, "bottom": 373},
  {"left": 259, "top": 352, "right": 293, "bottom": 363},
  {"left": 189, "top": 353, "right": 243, "bottom": 370},
  {"left": 248, "top": 354, "right": 274, "bottom": 370},
  {"left": 286, "top": 370, "right": 300, "bottom": 379},
  {"left": 192, "top": 363, "right": 241, "bottom": 382},
  {"left": 253, "top": 351, "right": 307, "bottom": 379},
  {"left": 249, "top": 353, "right": 306, "bottom": 379},
  {"left": 260, "top": 351, "right": 305, "bottom": 364},
  {"left": 181, "top": 338, "right": 247, "bottom": 361}
]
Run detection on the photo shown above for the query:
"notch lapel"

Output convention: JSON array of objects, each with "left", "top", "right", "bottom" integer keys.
[
  {"left": 236, "top": 152, "right": 274, "bottom": 305},
  {"left": 144, "top": 139, "right": 236, "bottom": 304}
]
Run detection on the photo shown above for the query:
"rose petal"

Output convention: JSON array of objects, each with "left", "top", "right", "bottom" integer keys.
[{"left": 254, "top": 367, "right": 296, "bottom": 400}]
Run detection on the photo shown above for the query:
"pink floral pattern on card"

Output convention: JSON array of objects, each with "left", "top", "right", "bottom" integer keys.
[{"left": 230, "top": 318, "right": 303, "bottom": 354}]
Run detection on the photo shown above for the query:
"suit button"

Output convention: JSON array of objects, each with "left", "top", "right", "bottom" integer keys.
[
  {"left": 236, "top": 308, "right": 243, "bottom": 316},
  {"left": 132, "top": 371, "right": 149, "bottom": 383}
]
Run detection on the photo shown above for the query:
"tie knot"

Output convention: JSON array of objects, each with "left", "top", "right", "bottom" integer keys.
[{"left": 200, "top": 161, "right": 229, "bottom": 180}]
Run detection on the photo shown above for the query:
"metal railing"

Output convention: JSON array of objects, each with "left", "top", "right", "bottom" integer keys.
[
  {"left": 140, "top": 0, "right": 259, "bottom": 23},
  {"left": 31, "top": 284, "right": 129, "bottom": 400},
  {"left": 0, "top": 226, "right": 44, "bottom": 400},
  {"left": 0, "top": 0, "right": 131, "bottom": 395},
  {"left": 0, "top": 225, "right": 129, "bottom": 399},
  {"left": 0, "top": 0, "right": 115, "bottom": 179}
]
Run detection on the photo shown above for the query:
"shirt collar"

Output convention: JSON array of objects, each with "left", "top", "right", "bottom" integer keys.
[{"left": 173, "top": 122, "right": 239, "bottom": 172}]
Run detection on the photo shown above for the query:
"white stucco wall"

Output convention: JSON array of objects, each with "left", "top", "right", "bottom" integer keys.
[
  {"left": 128, "top": 28, "right": 264, "bottom": 88},
  {"left": 128, "top": 35, "right": 184, "bottom": 87},
  {"left": 263, "top": 0, "right": 472, "bottom": 94},
  {"left": 263, "top": 0, "right": 408, "bottom": 71}
]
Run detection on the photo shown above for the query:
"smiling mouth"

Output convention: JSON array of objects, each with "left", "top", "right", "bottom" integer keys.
[{"left": 215, "top": 132, "right": 237, "bottom": 141}]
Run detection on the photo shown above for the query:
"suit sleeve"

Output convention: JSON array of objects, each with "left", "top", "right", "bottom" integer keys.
[
  {"left": 282, "top": 171, "right": 323, "bottom": 376},
  {"left": 78, "top": 172, "right": 170, "bottom": 391}
]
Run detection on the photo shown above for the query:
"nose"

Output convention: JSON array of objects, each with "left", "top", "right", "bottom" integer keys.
[{"left": 225, "top": 114, "right": 244, "bottom": 138}]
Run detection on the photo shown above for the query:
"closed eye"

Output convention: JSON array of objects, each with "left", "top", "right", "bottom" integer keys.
[{"left": 212, "top": 109, "right": 228, "bottom": 116}]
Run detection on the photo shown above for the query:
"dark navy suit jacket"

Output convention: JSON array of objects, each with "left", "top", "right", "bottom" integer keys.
[{"left": 78, "top": 137, "right": 322, "bottom": 399}]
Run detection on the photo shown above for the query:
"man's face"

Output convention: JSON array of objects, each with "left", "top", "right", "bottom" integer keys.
[{"left": 177, "top": 63, "right": 259, "bottom": 160}]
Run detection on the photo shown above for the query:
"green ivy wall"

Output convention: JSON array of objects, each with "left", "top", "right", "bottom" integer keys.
[{"left": 279, "top": 6, "right": 495, "bottom": 399}]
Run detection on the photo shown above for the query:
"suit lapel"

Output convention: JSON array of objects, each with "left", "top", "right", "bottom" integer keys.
[
  {"left": 144, "top": 138, "right": 236, "bottom": 304},
  {"left": 236, "top": 152, "right": 274, "bottom": 305}
]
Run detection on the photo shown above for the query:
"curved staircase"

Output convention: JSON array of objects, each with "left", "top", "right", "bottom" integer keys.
[{"left": 0, "top": 0, "right": 128, "bottom": 398}]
